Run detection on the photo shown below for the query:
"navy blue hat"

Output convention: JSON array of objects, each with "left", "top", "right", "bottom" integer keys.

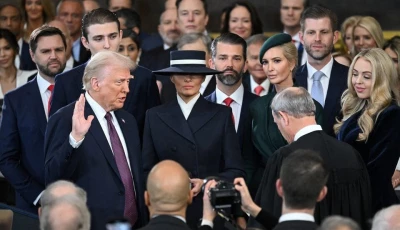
[
  {"left": 153, "top": 50, "right": 222, "bottom": 75},
  {"left": 259, "top": 33, "right": 292, "bottom": 63}
]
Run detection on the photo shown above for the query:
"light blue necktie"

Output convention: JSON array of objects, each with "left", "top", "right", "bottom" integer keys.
[{"left": 311, "top": 71, "right": 325, "bottom": 107}]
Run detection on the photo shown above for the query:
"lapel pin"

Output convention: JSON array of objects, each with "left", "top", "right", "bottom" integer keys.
[{"left": 121, "top": 118, "right": 125, "bottom": 124}]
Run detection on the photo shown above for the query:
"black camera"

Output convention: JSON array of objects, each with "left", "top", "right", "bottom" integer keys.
[{"left": 208, "top": 180, "right": 242, "bottom": 216}]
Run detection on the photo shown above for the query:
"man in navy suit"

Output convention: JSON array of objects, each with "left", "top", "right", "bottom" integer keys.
[
  {"left": 45, "top": 51, "right": 148, "bottom": 229},
  {"left": 296, "top": 5, "right": 348, "bottom": 136},
  {"left": 205, "top": 32, "right": 258, "bottom": 150},
  {"left": 50, "top": 8, "right": 160, "bottom": 137},
  {"left": 0, "top": 25, "right": 67, "bottom": 214}
]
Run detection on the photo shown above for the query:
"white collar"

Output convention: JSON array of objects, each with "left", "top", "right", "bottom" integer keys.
[
  {"left": 163, "top": 43, "right": 171, "bottom": 50},
  {"left": 215, "top": 84, "right": 244, "bottom": 105},
  {"left": 176, "top": 92, "right": 201, "bottom": 108},
  {"left": 18, "top": 38, "right": 23, "bottom": 55},
  {"left": 306, "top": 57, "right": 334, "bottom": 80},
  {"left": 36, "top": 72, "right": 52, "bottom": 94},
  {"left": 279, "top": 213, "right": 315, "bottom": 223},
  {"left": 85, "top": 91, "right": 115, "bottom": 121},
  {"left": 151, "top": 215, "right": 186, "bottom": 223},
  {"left": 294, "top": 125, "right": 322, "bottom": 141}
]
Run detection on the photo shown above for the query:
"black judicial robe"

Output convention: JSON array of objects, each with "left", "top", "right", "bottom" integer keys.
[{"left": 248, "top": 131, "right": 372, "bottom": 229}]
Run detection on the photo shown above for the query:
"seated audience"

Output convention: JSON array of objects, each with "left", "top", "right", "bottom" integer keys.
[
  {"left": 320, "top": 216, "right": 361, "bottom": 230},
  {"left": 371, "top": 205, "right": 400, "bottom": 230}
]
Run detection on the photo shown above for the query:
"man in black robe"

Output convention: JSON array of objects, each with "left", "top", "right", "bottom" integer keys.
[{"left": 248, "top": 87, "right": 372, "bottom": 229}]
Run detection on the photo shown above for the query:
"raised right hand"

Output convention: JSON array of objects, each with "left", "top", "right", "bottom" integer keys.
[{"left": 71, "top": 94, "right": 94, "bottom": 142}]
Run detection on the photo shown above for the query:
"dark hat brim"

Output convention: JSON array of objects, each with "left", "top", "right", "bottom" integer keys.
[{"left": 153, "top": 66, "right": 222, "bottom": 76}]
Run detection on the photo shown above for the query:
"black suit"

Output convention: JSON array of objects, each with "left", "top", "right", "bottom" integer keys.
[
  {"left": 45, "top": 101, "right": 148, "bottom": 229},
  {"left": 248, "top": 130, "right": 371, "bottom": 229},
  {"left": 19, "top": 40, "right": 36, "bottom": 71},
  {"left": 73, "top": 41, "right": 91, "bottom": 66},
  {"left": 273, "top": 220, "right": 318, "bottom": 230},
  {"left": 138, "top": 215, "right": 212, "bottom": 230},
  {"left": 50, "top": 62, "right": 160, "bottom": 138},
  {"left": 295, "top": 60, "right": 348, "bottom": 136},
  {"left": 139, "top": 46, "right": 176, "bottom": 71}
]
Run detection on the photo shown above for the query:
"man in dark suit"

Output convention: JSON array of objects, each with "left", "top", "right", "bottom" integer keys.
[
  {"left": 50, "top": 8, "right": 160, "bottom": 137},
  {"left": 296, "top": 5, "right": 348, "bottom": 136},
  {"left": 45, "top": 51, "right": 148, "bottom": 229},
  {"left": 139, "top": 160, "right": 214, "bottom": 230},
  {"left": 0, "top": 25, "right": 67, "bottom": 214},
  {"left": 248, "top": 87, "right": 371, "bottom": 229},
  {"left": 205, "top": 32, "right": 258, "bottom": 151}
]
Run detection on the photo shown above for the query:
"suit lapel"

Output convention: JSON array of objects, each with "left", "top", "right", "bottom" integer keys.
[
  {"left": 157, "top": 100, "right": 196, "bottom": 144},
  {"left": 187, "top": 96, "right": 218, "bottom": 134},
  {"left": 27, "top": 78, "right": 47, "bottom": 136},
  {"left": 84, "top": 102, "right": 121, "bottom": 179},
  {"left": 295, "top": 64, "right": 308, "bottom": 89}
]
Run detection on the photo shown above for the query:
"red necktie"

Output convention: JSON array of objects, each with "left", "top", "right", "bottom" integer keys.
[
  {"left": 105, "top": 112, "right": 138, "bottom": 226},
  {"left": 223, "top": 97, "right": 235, "bottom": 124},
  {"left": 254, "top": 85, "right": 264, "bottom": 96},
  {"left": 47, "top": 85, "right": 54, "bottom": 114}
]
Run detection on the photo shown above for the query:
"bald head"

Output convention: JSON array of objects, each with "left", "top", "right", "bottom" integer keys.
[
  {"left": 372, "top": 205, "right": 400, "bottom": 230},
  {"left": 146, "top": 160, "right": 191, "bottom": 213},
  {"left": 48, "top": 20, "right": 72, "bottom": 58}
]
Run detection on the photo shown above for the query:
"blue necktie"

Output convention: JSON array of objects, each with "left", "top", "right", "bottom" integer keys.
[{"left": 311, "top": 71, "right": 325, "bottom": 107}]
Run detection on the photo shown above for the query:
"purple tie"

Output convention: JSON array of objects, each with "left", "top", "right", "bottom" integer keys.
[{"left": 105, "top": 112, "right": 138, "bottom": 226}]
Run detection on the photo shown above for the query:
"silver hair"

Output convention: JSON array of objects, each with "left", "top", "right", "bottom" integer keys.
[
  {"left": 372, "top": 205, "right": 400, "bottom": 230},
  {"left": 270, "top": 87, "right": 316, "bottom": 118},
  {"left": 319, "top": 215, "right": 360, "bottom": 230},
  {"left": 82, "top": 50, "right": 135, "bottom": 90},
  {"left": 246, "top": 34, "right": 268, "bottom": 47},
  {"left": 41, "top": 180, "right": 87, "bottom": 207},
  {"left": 40, "top": 195, "right": 91, "bottom": 230},
  {"left": 177, "top": 33, "right": 212, "bottom": 54}
]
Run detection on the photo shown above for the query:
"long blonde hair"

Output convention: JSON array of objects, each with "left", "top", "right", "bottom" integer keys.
[{"left": 334, "top": 48, "right": 400, "bottom": 141}]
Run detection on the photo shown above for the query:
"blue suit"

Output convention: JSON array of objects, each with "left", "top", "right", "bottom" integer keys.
[
  {"left": 295, "top": 60, "right": 348, "bottom": 136},
  {"left": 49, "top": 62, "right": 160, "bottom": 137},
  {"left": 0, "top": 77, "right": 46, "bottom": 214},
  {"left": 45, "top": 101, "right": 148, "bottom": 229}
]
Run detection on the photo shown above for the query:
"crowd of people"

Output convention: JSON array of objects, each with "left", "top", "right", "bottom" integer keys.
[{"left": 0, "top": 0, "right": 400, "bottom": 229}]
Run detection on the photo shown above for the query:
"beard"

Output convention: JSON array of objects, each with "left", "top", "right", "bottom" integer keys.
[
  {"left": 160, "top": 30, "right": 181, "bottom": 45},
  {"left": 216, "top": 68, "right": 242, "bottom": 86},
  {"left": 304, "top": 42, "right": 334, "bottom": 61},
  {"left": 37, "top": 60, "right": 66, "bottom": 78}
]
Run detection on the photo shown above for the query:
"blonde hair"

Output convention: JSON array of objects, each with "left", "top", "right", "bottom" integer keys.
[
  {"left": 334, "top": 48, "right": 400, "bottom": 141},
  {"left": 351, "top": 16, "right": 384, "bottom": 56},
  {"left": 82, "top": 51, "right": 135, "bottom": 90},
  {"left": 280, "top": 41, "right": 298, "bottom": 78},
  {"left": 340, "top": 15, "right": 362, "bottom": 54}
]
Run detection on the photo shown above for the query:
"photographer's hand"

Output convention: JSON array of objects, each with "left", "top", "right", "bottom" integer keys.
[
  {"left": 190, "top": 178, "right": 204, "bottom": 196},
  {"left": 234, "top": 178, "right": 261, "bottom": 218},
  {"left": 202, "top": 180, "right": 217, "bottom": 223}
]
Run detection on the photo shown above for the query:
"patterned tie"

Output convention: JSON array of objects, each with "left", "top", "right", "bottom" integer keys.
[
  {"left": 47, "top": 85, "right": 54, "bottom": 114},
  {"left": 104, "top": 112, "right": 138, "bottom": 226},
  {"left": 254, "top": 85, "right": 264, "bottom": 96},
  {"left": 223, "top": 97, "right": 235, "bottom": 124},
  {"left": 311, "top": 71, "right": 325, "bottom": 107}
]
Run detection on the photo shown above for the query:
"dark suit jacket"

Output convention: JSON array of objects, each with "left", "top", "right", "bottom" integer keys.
[
  {"left": 295, "top": 60, "right": 348, "bottom": 136},
  {"left": 138, "top": 215, "right": 212, "bottom": 230},
  {"left": 141, "top": 33, "right": 164, "bottom": 52},
  {"left": 142, "top": 96, "right": 245, "bottom": 228},
  {"left": 19, "top": 40, "right": 36, "bottom": 71},
  {"left": 248, "top": 130, "right": 371, "bottom": 229},
  {"left": 204, "top": 87, "right": 258, "bottom": 150},
  {"left": 139, "top": 45, "right": 176, "bottom": 71},
  {"left": 73, "top": 41, "right": 91, "bottom": 66},
  {"left": 44, "top": 101, "right": 148, "bottom": 229},
  {"left": 0, "top": 78, "right": 46, "bottom": 214},
  {"left": 49, "top": 62, "right": 160, "bottom": 137},
  {"left": 273, "top": 220, "right": 318, "bottom": 230}
]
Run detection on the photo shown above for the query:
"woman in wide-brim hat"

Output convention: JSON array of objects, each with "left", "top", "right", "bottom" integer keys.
[
  {"left": 242, "top": 33, "right": 324, "bottom": 198},
  {"left": 142, "top": 50, "right": 246, "bottom": 229}
]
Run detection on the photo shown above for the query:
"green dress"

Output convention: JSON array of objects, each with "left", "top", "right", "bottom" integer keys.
[{"left": 243, "top": 88, "right": 324, "bottom": 196}]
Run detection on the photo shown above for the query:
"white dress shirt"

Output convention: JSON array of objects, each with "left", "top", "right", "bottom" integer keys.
[
  {"left": 69, "top": 92, "right": 132, "bottom": 172},
  {"left": 279, "top": 212, "right": 315, "bottom": 223},
  {"left": 306, "top": 57, "right": 334, "bottom": 105},
  {"left": 163, "top": 43, "right": 171, "bottom": 50},
  {"left": 176, "top": 93, "right": 201, "bottom": 120},
  {"left": 64, "top": 56, "right": 74, "bottom": 73},
  {"left": 36, "top": 72, "right": 53, "bottom": 119},
  {"left": 0, "top": 69, "right": 37, "bottom": 100},
  {"left": 294, "top": 125, "right": 323, "bottom": 141},
  {"left": 72, "top": 38, "right": 81, "bottom": 62},
  {"left": 14, "top": 38, "right": 23, "bottom": 69},
  {"left": 215, "top": 84, "right": 244, "bottom": 131},
  {"left": 200, "top": 75, "right": 213, "bottom": 95},
  {"left": 250, "top": 75, "right": 270, "bottom": 96}
]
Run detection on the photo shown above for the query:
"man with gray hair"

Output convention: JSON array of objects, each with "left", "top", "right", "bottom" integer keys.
[
  {"left": 45, "top": 51, "right": 148, "bottom": 229},
  {"left": 320, "top": 215, "right": 360, "bottom": 230},
  {"left": 40, "top": 180, "right": 87, "bottom": 211},
  {"left": 371, "top": 205, "right": 400, "bottom": 230},
  {"left": 248, "top": 87, "right": 372, "bottom": 229},
  {"left": 40, "top": 195, "right": 90, "bottom": 230}
]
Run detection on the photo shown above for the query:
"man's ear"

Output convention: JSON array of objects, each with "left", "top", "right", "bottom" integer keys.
[
  {"left": 208, "top": 58, "right": 215, "bottom": 69},
  {"left": 81, "top": 36, "right": 90, "bottom": 50},
  {"left": 29, "top": 49, "right": 36, "bottom": 64},
  {"left": 333, "top": 30, "right": 339, "bottom": 44},
  {"left": 144, "top": 191, "right": 150, "bottom": 206},
  {"left": 299, "top": 31, "right": 304, "bottom": 45},
  {"left": 278, "top": 111, "right": 290, "bottom": 126},
  {"left": 91, "top": 77, "right": 100, "bottom": 91},
  {"left": 316, "top": 186, "right": 328, "bottom": 202},
  {"left": 276, "top": 179, "right": 284, "bottom": 198},
  {"left": 187, "top": 189, "right": 194, "bottom": 205}
]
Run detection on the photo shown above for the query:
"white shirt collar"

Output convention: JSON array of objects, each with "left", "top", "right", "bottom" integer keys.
[
  {"left": 18, "top": 38, "right": 23, "bottom": 55},
  {"left": 64, "top": 56, "right": 74, "bottom": 72},
  {"left": 294, "top": 125, "right": 323, "bottom": 141},
  {"left": 250, "top": 75, "right": 270, "bottom": 95},
  {"left": 176, "top": 93, "right": 201, "bottom": 120},
  {"left": 85, "top": 91, "right": 115, "bottom": 121},
  {"left": 215, "top": 84, "right": 244, "bottom": 105},
  {"left": 36, "top": 72, "right": 52, "bottom": 94},
  {"left": 163, "top": 43, "right": 171, "bottom": 50},
  {"left": 152, "top": 215, "right": 186, "bottom": 223},
  {"left": 306, "top": 57, "right": 334, "bottom": 80},
  {"left": 279, "top": 213, "right": 315, "bottom": 223}
]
